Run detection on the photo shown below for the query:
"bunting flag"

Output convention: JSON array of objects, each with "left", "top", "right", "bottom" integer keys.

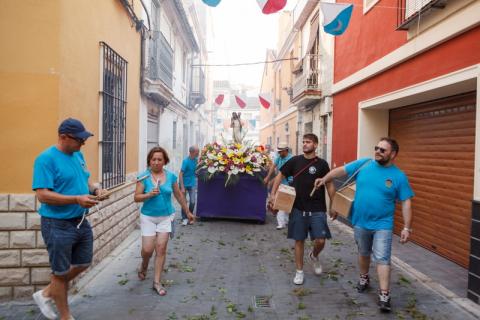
[
  {"left": 320, "top": 3, "right": 354, "bottom": 36},
  {"left": 234, "top": 95, "right": 246, "bottom": 109},
  {"left": 202, "top": 0, "right": 221, "bottom": 7},
  {"left": 214, "top": 94, "right": 224, "bottom": 107},
  {"left": 258, "top": 93, "right": 272, "bottom": 109},
  {"left": 256, "top": 0, "right": 287, "bottom": 14}
]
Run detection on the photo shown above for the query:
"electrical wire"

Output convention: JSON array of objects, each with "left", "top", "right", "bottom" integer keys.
[{"left": 192, "top": 57, "right": 298, "bottom": 67}]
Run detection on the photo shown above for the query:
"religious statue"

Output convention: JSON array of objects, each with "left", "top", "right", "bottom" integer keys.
[{"left": 231, "top": 112, "right": 247, "bottom": 144}]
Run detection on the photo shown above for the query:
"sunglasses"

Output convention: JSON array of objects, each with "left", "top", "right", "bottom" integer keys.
[
  {"left": 374, "top": 146, "right": 387, "bottom": 153},
  {"left": 66, "top": 135, "right": 86, "bottom": 144}
]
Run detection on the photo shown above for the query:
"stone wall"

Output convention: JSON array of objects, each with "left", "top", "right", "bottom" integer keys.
[{"left": 0, "top": 179, "right": 139, "bottom": 301}]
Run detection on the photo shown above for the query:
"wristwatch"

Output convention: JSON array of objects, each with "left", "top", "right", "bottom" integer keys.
[{"left": 403, "top": 227, "right": 412, "bottom": 233}]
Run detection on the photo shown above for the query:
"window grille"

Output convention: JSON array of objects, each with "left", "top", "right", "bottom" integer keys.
[{"left": 100, "top": 42, "right": 127, "bottom": 189}]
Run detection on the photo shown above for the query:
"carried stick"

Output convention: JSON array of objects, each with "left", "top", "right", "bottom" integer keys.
[{"left": 94, "top": 175, "right": 148, "bottom": 200}]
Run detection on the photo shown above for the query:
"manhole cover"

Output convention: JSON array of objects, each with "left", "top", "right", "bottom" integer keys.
[{"left": 253, "top": 295, "right": 272, "bottom": 308}]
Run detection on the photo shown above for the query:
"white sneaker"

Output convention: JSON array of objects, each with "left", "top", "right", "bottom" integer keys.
[
  {"left": 309, "top": 252, "right": 323, "bottom": 275},
  {"left": 293, "top": 270, "right": 304, "bottom": 285},
  {"left": 182, "top": 219, "right": 188, "bottom": 226},
  {"left": 33, "top": 290, "right": 57, "bottom": 320},
  {"left": 276, "top": 225, "right": 284, "bottom": 230}
]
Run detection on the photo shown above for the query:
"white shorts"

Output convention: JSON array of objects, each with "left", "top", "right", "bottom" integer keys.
[{"left": 140, "top": 214, "right": 174, "bottom": 236}]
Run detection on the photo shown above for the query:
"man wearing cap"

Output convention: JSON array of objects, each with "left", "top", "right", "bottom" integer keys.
[
  {"left": 32, "top": 118, "right": 106, "bottom": 320},
  {"left": 263, "top": 142, "right": 293, "bottom": 229}
]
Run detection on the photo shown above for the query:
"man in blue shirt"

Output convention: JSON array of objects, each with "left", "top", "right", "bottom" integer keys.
[
  {"left": 264, "top": 142, "right": 293, "bottom": 229},
  {"left": 314, "top": 137, "right": 414, "bottom": 313},
  {"left": 179, "top": 146, "right": 199, "bottom": 226},
  {"left": 32, "top": 118, "right": 106, "bottom": 320}
]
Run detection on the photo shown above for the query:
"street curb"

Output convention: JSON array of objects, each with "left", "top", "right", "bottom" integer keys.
[
  {"left": 70, "top": 230, "right": 140, "bottom": 304},
  {"left": 331, "top": 220, "right": 480, "bottom": 318}
]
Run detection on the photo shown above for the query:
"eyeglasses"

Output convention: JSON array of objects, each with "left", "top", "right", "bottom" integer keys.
[
  {"left": 374, "top": 146, "right": 387, "bottom": 153},
  {"left": 66, "top": 135, "right": 86, "bottom": 144}
]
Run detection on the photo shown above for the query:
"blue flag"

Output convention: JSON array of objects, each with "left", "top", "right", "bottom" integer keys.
[
  {"left": 202, "top": 0, "right": 221, "bottom": 7},
  {"left": 321, "top": 3, "right": 353, "bottom": 36}
]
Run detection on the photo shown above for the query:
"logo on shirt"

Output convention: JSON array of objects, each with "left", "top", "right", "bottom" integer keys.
[
  {"left": 385, "top": 179, "right": 393, "bottom": 188},
  {"left": 309, "top": 166, "right": 317, "bottom": 174}
]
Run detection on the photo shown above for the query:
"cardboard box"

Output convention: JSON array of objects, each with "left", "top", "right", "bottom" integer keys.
[
  {"left": 273, "top": 184, "right": 296, "bottom": 213},
  {"left": 331, "top": 183, "right": 356, "bottom": 218}
]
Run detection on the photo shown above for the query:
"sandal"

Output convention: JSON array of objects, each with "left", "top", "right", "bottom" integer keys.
[
  {"left": 137, "top": 262, "right": 147, "bottom": 281},
  {"left": 152, "top": 281, "right": 167, "bottom": 296}
]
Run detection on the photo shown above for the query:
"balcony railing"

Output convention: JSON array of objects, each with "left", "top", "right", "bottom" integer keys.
[
  {"left": 190, "top": 67, "right": 206, "bottom": 106},
  {"left": 148, "top": 31, "right": 173, "bottom": 89},
  {"left": 397, "top": 0, "right": 446, "bottom": 30},
  {"left": 292, "top": 54, "right": 321, "bottom": 104}
]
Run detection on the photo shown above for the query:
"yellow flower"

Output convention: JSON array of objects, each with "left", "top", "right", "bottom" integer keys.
[{"left": 245, "top": 165, "right": 252, "bottom": 173}]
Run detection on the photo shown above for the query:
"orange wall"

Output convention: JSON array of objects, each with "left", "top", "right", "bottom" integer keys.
[
  {"left": 332, "top": 27, "right": 480, "bottom": 165},
  {"left": 0, "top": 0, "right": 141, "bottom": 192},
  {"left": 334, "top": 0, "right": 407, "bottom": 83},
  {"left": 0, "top": 0, "right": 61, "bottom": 193}
]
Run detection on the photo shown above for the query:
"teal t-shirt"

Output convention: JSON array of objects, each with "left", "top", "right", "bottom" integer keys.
[
  {"left": 138, "top": 169, "right": 177, "bottom": 216},
  {"left": 32, "top": 146, "right": 90, "bottom": 219},
  {"left": 345, "top": 158, "right": 414, "bottom": 230},
  {"left": 275, "top": 153, "right": 293, "bottom": 185},
  {"left": 181, "top": 157, "right": 198, "bottom": 188}
]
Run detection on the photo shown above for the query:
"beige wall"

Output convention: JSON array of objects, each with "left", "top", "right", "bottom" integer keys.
[{"left": 0, "top": 0, "right": 141, "bottom": 192}]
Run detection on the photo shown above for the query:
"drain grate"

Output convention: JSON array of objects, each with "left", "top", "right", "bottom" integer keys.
[{"left": 253, "top": 295, "right": 272, "bottom": 308}]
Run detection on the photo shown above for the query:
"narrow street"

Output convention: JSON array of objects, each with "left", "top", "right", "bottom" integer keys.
[{"left": 0, "top": 214, "right": 477, "bottom": 320}]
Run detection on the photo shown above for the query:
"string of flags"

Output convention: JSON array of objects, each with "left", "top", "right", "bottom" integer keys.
[
  {"left": 201, "top": 0, "right": 354, "bottom": 36},
  {"left": 213, "top": 93, "right": 272, "bottom": 109}
]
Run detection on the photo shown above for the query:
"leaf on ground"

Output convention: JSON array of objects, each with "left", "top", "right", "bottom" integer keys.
[{"left": 118, "top": 279, "right": 129, "bottom": 285}]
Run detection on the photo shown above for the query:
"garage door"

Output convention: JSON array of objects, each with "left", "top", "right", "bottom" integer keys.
[{"left": 389, "top": 92, "right": 476, "bottom": 267}]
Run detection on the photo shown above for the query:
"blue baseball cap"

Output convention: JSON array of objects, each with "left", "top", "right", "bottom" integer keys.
[{"left": 58, "top": 118, "right": 93, "bottom": 140}]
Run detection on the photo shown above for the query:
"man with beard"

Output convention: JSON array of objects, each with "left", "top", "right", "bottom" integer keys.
[
  {"left": 313, "top": 137, "right": 414, "bottom": 312},
  {"left": 270, "top": 134, "right": 336, "bottom": 285}
]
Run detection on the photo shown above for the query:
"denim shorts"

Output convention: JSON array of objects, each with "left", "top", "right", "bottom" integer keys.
[
  {"left": 287, "top": 208, "right": 332, "bottom": 241},
  {"left": 354, "top": 226, "right": 393, "bottom": 265},
  {"left": 41, "top": 216, "right": 93, "bottom": 275}
]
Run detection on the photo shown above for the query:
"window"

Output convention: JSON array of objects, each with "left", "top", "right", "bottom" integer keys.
[
  {"left": 172, "top": 121, "right": 177, "bottom": 149},
  {"left": 147, "top": 111, "right": 159, "bottom": 153},
  {"left": 182, "top": 51, "right": 187, "bottom": 83},
  {"left": 100, "top": 42, "right": 127, "bottom": 189},
  {"left": 363, "top": 0, "right": 379, "bottom": 14},
  {"left": 285, "top": 122, "right": 289, "bottom": 132}
]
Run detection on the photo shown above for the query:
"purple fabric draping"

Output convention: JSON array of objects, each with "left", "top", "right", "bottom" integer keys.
[{"left": 197, "top": 174, "right": 267, "bottom": 222}]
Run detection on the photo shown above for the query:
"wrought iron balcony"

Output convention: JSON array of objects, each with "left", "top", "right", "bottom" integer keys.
[
  {"left": 147, "top": 31, "right": 173, "bottom": 89},
  {"left": 397, "top": 0, "right": 447, "bottom": 30},
  {"left": 190, "top": 67, "right": 206, "bottom": 106},
  {"left": 291, "top": 54, "right": 322, "bottom": 109}
]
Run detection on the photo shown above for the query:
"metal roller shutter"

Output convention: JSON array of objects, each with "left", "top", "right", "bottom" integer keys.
[{"left": 389, "top": 92, "right": 476, "bottom": 267}]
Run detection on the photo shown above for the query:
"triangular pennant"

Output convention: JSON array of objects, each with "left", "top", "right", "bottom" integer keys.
[
  {"left": 320, "top": 3, "right": 353, "bottom": 36},
  {"left": 258, "top": 93, "right": 272, "bottom": 109},
  {"left": 214, "top": 94, "right": 224, "bottom": 107},
  {"left": 234, "top": 95, "right": 246, "bottom": 109},
  {"left": 256, "top": 0, "right": 287, "bottom": 15},
  {"left": 202, "top": 0, "right": 221, "bottom": 7}
]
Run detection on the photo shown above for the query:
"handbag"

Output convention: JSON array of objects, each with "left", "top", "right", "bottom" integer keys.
[{"left": 331, "top": 160, "right": 371, "bottom": 218}]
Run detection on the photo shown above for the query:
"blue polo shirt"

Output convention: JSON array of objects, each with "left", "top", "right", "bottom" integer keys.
[
  {"left": 32, "top": 146, "right": 90, "bottom": 219},
  {"left": 138, "top": 169, "right": 177, "bottom": 216},
  {"left": 181, "top": 157, "right": 198, "bottom": 188},
  {"left": 345, "top": 158, "right": 414, "bottom": 230},
  {"left": 275, "top": 153, "right": 293, "bottom": 185}
]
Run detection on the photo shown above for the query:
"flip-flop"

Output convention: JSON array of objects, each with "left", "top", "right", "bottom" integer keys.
[{"left": 152, "top": 282, "right": 167, "bottom": 296}]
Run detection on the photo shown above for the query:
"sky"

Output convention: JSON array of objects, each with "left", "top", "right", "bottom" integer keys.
[{"left": 208, "top": 0, "right": 297, "bottom": 89}]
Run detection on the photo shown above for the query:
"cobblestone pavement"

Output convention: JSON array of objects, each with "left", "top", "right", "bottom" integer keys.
[{"left": 0, "top": 214, "right": 478, "bottom": 320}]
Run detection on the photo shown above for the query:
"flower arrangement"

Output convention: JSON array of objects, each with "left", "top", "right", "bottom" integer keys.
[{"left": 197, "top": 142, "right": 270, "bottom": 187}]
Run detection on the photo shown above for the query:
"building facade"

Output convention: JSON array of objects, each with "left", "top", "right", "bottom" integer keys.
[
  {"left": 140, "top": 0, "right": 210, "bottom": 174},
  {"left": 0, "top": 0, "right": 143, "bottom": 300},
  {"left": 331, "top": 0, "right": 480, "bottom": 303},
  {"left": 259, "top": 1, "right": 333, "bottom": 160}
]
